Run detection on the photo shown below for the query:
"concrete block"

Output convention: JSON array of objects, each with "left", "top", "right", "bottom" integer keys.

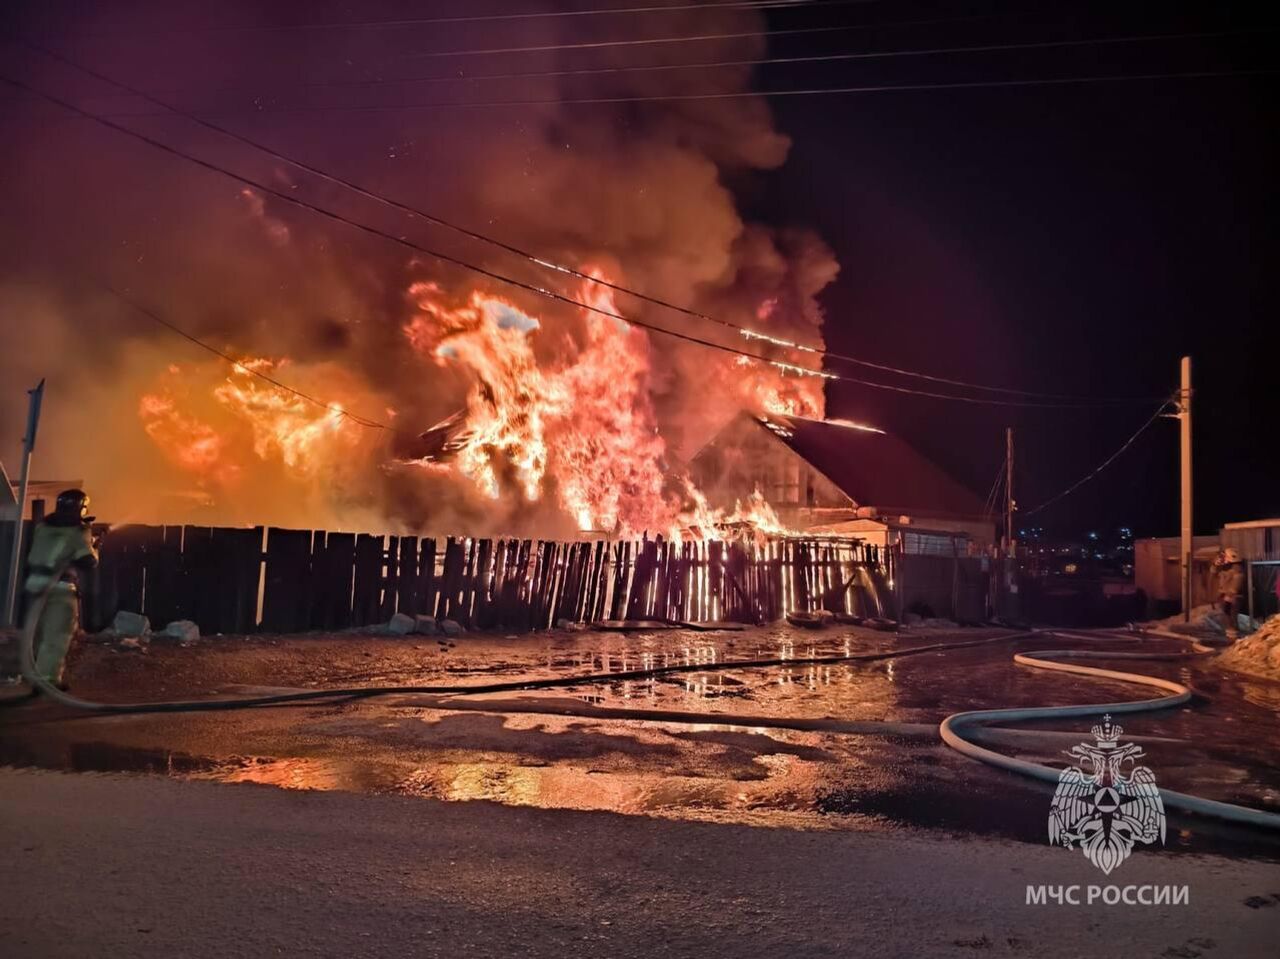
[
  {"left": 439, "top": 618, "right": 464, "bottom": 637},
  {"left": 386, "top": 613, "right": 415, "bottom": 636},
  {"left": 413, "top": 615, "right": 438, "bottom": 635},
  {"left": 111, "top": 610, "right": 151, "bottom": 637},
  {"left": 161, "top": 620, "right": 200, "bottom": 643}
]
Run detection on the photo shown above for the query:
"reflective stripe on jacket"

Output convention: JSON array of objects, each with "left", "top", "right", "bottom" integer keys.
[
  {"left": 1215, "top": 563, "right": 1245, "bottom": 599},
  {"left": 23, "top": 522, "right": 98, "bottom": 594}
]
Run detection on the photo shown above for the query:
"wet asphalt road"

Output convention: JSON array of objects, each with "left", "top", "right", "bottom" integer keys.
[
  {"left": 1, "top": 623, "right": 1278, "bottom": 861},
  {"left": 6, "top": 765, "right": 1280, "bottom": 959},
  {"left": 3, "top": 624, "right": 1280, "bottom": 958}
]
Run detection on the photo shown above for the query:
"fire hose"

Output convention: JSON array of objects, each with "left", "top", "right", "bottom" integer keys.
[
  {"left": 12, "top": 567, "right": 1280, "bottom": 830},
  {"left": 941, "top": 632, "right": 1280, "bottom": 830}
]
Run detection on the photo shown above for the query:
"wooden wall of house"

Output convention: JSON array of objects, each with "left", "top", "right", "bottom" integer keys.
[{"left": 687, "top": 415, "right": 852, "bottom": 523}]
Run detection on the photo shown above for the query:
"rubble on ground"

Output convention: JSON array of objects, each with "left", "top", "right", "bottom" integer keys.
[
  {"left": 1150, "top": 604, "right": 1258, "bottom": 641},
  {"left": 1218, "top": 615, "right": 1280, "bottom": 681}
]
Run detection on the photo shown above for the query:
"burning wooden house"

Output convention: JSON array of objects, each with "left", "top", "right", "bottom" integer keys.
[{"left": 688, "top": 411, "right": 996, "bottom": 556}]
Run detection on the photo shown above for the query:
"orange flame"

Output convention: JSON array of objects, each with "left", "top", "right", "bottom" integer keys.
[
  {"left": 138, "top": 356, "right": 363, "bottom": 495},
  {"left": 137, "top": 267, "right": 822, "bottom": 536}
]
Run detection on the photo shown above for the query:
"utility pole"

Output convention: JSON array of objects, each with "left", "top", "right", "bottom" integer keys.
[
  {"left": 1178, "top": 356, "right": 1193, "bottom": 622},
  {"left": 3, "top": 379, "right": 44, "bottom": 627},
  {"left": 1004, "top": 427, "right": 1015, "bottom": 557}
]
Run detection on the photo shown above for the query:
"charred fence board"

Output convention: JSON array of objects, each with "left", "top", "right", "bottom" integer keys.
[
  {"left": 472, "top": 539, "right": 491, "bottom": 629},
  {"left": 219, "top": 527, "right": 263, "bottom": 634},
  {"left": 459, "top": 538, "right": 479, "bottom": 627},
  {"left": 352, "top": 534, "right": 383, "bottom": 627},
  {"left": 178, "top": 527, "right": 216, "bottom": 634},
  {"left": 418, "top": 538, "right": 437, "bottom": 621},
  {"left": 309, "top": 532, "right": 354, "bottom": 630},
  {"left": 379, "top": 536, "right": 400, "bottom": 623},
  {"left": 97, "top": 525, "right": 155, "bottom": 622},
  {"left": 397, "top": 536, "right": 419, "bottom": 617},
  {"left": 262, "top": 528, "right": 313, "bottom": 633},
  {"left": 438, "top": 538, "right": 463, "bottom": 622},
  {"left": 145, "top": 526, "right": 185, "bottom": 626}
]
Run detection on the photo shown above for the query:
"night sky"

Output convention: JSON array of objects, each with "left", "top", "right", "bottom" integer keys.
[
  {"left": 1, "top": 0, "right": 1274, "bottom": 537},
  {"left": 753, "top": 0, "right": 1275, "bottom": 537}
]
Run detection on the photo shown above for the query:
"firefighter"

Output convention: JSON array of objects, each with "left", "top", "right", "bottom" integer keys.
[
  {"left": 1213, "top": 547, "right": 1246, "bottom": 642},
  {"left": 22, "top": 489, "right": 99, "bottom": 688}
]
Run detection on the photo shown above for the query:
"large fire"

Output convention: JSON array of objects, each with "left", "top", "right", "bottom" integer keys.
[{"left": 137, "top": 269, "right": 824, "bottom": 537}]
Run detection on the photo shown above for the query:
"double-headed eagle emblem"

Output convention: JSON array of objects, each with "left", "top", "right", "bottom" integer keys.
[{"left": 1048, "top": 715, "right": 1166, "bottom": 874}]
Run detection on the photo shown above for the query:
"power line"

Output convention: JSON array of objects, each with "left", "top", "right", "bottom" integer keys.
[
  {"left": 95, "top": 281, "right": 392, "bottom": 431},
  {"left": 90, "top": 67, "right": 1274, "bottom": 118},
  {"left": 981, "top": 458, "right": 1005, "bottom": 519},
  {"left": 1021, "top": 399, "right": 1174, "bottom": 517},
  {"left": 17, "top": 39, "right": 1162, "bottom": 406},
  {"left": 394, "top": 15, "right": 986, "bottom": 60},
  {"left": 60, "top": 1, "right": 870, "bottom": 35},
  {"left": 0, "top": 71, "right": 1168, "bottom": 410},
  {"left": 112, "top": 28, "right": 1257, "bottom": 99}
]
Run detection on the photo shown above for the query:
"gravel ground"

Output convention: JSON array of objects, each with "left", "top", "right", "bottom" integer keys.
[{"left": 3, "top": 767, "right": 1278, "bottom": 959}]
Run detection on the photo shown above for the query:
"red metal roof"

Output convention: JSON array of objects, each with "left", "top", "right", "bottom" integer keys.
[{"left": 756, "top": 414, "right": 987, "bottom": 519}]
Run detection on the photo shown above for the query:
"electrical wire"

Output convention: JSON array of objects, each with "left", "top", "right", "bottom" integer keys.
[
  {"left": 108, "top": 67, "right": 1269, "bottom": 113},
  {"left": 120, "top": 28, "right": 1262, "bottom": 98},
  {"left": 392, "top": 16, "right": 982, "bottom": 60},
  {"left": 93, "top": 280, "right": 393, "bottom": 431},
  {"left": 981, "top": 459, "right": 1006, "bottom": 519},
  {"left": 59, "top": 0, "right": 872, "bottom": 35},
  {"left": 1021, "top": 399, "right": 1174, "bottom": 517},
  {"left": 18, "top": 39, "right": 1170, "bottom": 406},
  {"left": 1, "top": 71, "right": 1171, "bottom": 409}
]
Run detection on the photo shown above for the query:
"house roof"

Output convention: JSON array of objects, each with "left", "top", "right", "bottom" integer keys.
[{"left": 750, "top": 413, "right": 988, "bottom": 519}]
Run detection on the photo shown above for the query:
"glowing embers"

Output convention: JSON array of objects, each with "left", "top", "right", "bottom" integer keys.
[{"left": 759, "top": 417, "right": 794, "bottom": 439}]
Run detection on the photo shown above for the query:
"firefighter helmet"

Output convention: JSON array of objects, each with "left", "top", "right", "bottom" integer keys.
[{"left": 54, "top": 488, "right": 91, "bottom": 522}]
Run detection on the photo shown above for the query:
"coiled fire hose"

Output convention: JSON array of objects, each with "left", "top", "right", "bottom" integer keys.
[
  {"left": 13, "top": 565, "right": 1280, "bottom": 829},
  {"left": 941, "top": 632, "right": 1280, "bottom": 830}
]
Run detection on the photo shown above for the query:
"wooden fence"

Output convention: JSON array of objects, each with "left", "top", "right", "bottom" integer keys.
[{"left": 55, "top": 524, "right": 890, "bottom": 635}]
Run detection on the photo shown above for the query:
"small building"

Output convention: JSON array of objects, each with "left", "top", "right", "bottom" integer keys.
[
  {"left": 688, "top": 411, "right": 996, "bottom": 549},
  {"left": 1133, "top": 535, "right": 1219, "bottom": 616},
  {"left": 2, "top": 459, "right": 85, "bottom": 522},
  {"left": 1134, "top": 519, "right": 1280, "bottom": 620},
  {"left": 1220, "top": 519, "right": 1280, "bottom": 563},
  {"left": 1221, "top": 519, "right": 1280, "bottom": 621},
  {"left": 688, "top": 412, "right": 996, "bottom": 622}
]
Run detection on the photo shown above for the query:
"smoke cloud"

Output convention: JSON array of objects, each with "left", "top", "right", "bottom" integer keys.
[{"left": 0, "top": 1, "right": 838, "bottom": 534}]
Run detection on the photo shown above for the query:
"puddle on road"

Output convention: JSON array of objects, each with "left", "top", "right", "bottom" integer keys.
[
  {"left": 3, "top": 627, "right": 1278, "bottom": 863},
  {"left": 0, "top": 739, "right": 377, "bottom": 793}
]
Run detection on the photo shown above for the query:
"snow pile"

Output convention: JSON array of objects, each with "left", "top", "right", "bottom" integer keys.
[
  {"left": 1219, "top": 615, "right": 1280, "bottom": 680},
  {"left": 1151, "top": 604, "right": 1258, "bottom": 637}
]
